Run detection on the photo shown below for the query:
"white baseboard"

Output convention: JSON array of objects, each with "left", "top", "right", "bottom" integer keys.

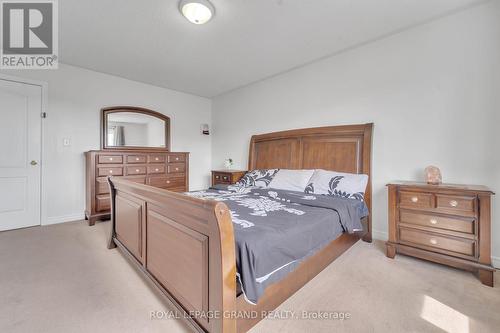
[
  {"left": 372, "top": 229, "right": 388, "bottom": 241},
  {"left": 492, "top": 256, "right": 500, "bottom": 269},
  {"left": 44, "top": 213, "right": 85, "bottom": 225}
]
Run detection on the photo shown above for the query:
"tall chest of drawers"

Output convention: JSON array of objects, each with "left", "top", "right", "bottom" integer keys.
[
  {"left": 386, "top": 181, "right": 495, "bottom": 286},
  {"left": 85, "top": 150, "right": 189, "bottom": 226}
]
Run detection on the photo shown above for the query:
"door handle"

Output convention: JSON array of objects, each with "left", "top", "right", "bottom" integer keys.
[{"left": 30, "top": 160, "right": 38, "bottom": 166}]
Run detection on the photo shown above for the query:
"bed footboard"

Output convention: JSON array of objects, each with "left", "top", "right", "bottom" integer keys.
[{"left": 107, "top": 177, "right": 237, "bottom": 333}]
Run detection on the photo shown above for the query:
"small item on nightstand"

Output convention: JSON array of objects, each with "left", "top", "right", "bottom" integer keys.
[
  {"left": 424, "top": 165, "right": 442, "bottom": 185},
  {"left": 224, "top": 158, "right": 234, "bottom": 169}
]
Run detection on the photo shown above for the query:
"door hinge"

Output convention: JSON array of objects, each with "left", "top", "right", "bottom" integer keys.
[{"left": 41, "top": 112, "right": 47, "bottom": 118}]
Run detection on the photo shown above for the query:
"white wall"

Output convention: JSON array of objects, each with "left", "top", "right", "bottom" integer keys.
[
  {"left": 212, "top": 2, "right": 500, "bottom": 265},
  {"left": 1, "top": 64, "right": 212, "bottom": 225}
]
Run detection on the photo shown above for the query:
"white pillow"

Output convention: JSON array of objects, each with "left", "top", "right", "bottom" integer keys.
[
  {"left": 268, "top": 169, "right": 315, "bottom": 192},
  {"left": 305, "top": 169, "right": 368, "bottom": 201}
]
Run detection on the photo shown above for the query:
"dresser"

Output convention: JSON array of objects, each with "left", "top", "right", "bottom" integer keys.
[
  {"left": 211, "top": 170, "right": 246, "bottom": 186},
  {"left": 85, "top": 150, "right": 189, "bottom": 225},
  {"left": 386, "top": 182, "right": 495, "bottom": 286}
]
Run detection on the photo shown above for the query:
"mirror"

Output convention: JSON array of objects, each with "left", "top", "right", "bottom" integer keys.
[{"left": 101, "top": 107, "right": 170, "bottom": 150}]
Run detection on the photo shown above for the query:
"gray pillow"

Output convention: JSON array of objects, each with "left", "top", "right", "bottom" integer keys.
[{"left": 236, "top": 169, "right": 279, "bottom": 188}]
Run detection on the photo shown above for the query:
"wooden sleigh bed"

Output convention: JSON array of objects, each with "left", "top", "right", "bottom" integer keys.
[{"left": 107, "top": 123, "right": 373, "bottom": 333}]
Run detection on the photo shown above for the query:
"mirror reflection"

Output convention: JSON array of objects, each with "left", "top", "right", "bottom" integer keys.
[{"left": 106, "top": 112, "right": 166, "bottom": 148}]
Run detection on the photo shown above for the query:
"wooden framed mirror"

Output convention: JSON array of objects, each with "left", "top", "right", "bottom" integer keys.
[{"left": 101, "top": 106, "right": 170, "bottom": 150}]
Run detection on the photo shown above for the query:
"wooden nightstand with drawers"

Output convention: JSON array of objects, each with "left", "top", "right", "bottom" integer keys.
[
  {"left": 211, "top": 170, "right": 246, "bottom": 186},
  {"left": 386, "top": 181, "right": 495, "bottom": 286}
]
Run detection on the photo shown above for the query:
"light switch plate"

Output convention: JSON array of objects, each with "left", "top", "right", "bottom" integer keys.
[{"left": 63, "top": 138, "right": 71, "bottom": 146}]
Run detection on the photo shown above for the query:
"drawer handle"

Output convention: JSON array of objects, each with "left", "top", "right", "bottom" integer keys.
[
  {"left": 166, "top": 180, "right": 170, "bottom": 184},
  {"left": 449, "top": 200, "right": 458, "bottom": 207},
  {"left": 136, "top": 158, "right": 139, "bottom": 161},
  {"left": 411, "top": 196, "right": 419, "bottom": 203},
  {"left": 215, "top": 175, "right": 220, "bottom": 179},
  {"left": 109, "top": 158, "right": 113, "bottom": 161},
  {"left": 155, "top": 168, "right": 159, "bottom": 172},
  {"left": 429, "top": 238, "right": 438, "bottom": 245},
  {"left": 429, "top": 219, "right": 438, "bottom": 225},
  {"left": 175, "top": 157, "right": 179, "bottom": 161},
  {"left": 135, "top": 169, "right": 140, "bottom": 172},
  {"left": 175, "top": 168, "right": 179, "bottom": 171},
  {"left": 223, "top": 176, "right": 228, "bottom": 180},
  {"left": 155, "top": 157, "right": 159, "bottom": 161},
  {"left": 109, "top": 170, "right": 113, "bottom": 174}
]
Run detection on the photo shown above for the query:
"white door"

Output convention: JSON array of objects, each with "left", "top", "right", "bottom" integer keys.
[{"left": 0, "top": 79, "right": 42, "bottom": 231}]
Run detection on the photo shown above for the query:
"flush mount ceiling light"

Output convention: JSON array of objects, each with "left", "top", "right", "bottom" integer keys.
[{"left": 179, "top": 0, "right": 215, "bottom": 25}]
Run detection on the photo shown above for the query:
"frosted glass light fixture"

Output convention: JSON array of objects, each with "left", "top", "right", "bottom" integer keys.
[{"left": 179, "top": 0, "right": 215, "bottom": 25}]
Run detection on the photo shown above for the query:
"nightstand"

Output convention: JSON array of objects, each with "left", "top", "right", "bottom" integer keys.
[
  {"left": 211, "top": 170, "right": 246, "bottom": 186},
  {"left": 386, "top": 181, "right": 495, "bottom": 286}
]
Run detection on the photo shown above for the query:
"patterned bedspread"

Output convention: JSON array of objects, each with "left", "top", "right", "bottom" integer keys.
[{"left": 186, "top": 185, "right": 368, "bottom": 304}]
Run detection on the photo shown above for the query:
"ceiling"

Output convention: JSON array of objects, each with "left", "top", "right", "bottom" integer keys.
[{"left": 60, "top": 0, "right": 485, "bottom": 97}]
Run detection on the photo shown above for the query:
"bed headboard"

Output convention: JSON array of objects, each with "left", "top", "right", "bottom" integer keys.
[{"left": 248, "top": 123, "right": 373, "bottom": 241}]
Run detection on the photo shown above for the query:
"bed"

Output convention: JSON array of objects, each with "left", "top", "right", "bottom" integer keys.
[{"left": 107, "top": 123, "right": 373, "bottom": 333}]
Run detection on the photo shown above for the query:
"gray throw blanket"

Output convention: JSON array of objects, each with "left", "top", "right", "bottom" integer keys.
[{"left": 187, "top": 185, "right": 368, "bottom": 304}]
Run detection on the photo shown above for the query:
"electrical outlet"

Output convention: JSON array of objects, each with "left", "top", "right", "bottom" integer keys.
[{"left": 63, "top": 138, "right": 71, "bottom": 146}]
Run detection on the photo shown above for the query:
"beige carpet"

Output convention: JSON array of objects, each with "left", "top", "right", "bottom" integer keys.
[{"left": 0, "top": 221, "right": 499, "bottom": 333}]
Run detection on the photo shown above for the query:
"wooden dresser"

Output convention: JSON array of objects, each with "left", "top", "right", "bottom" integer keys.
[
  {"left": 386, "top": 181, "right": 495, "bottom": 286},
  {"left": 85, "top": 150, "right": 189, "bottom": 225}
]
